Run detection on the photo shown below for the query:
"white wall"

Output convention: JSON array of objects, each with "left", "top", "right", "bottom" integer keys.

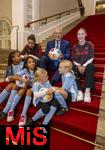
[
  {"left": 0, "top": 0, "right": 12, "bottom": 23},
  {"left": 82, "top": 0, "right": 96, "bottom": 16},
  {"left": 39, "top": 0, "right": 79, "bottom": 18}
]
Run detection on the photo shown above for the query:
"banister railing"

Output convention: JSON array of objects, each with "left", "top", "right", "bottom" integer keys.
[
  {"left": 25, "top": 8, "right": 79, "bottom": 28},
  {"left": 0, "top": 25, "right": 19, "bottom": 50}
]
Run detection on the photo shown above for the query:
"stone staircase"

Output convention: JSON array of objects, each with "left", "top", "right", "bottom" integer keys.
[
  {"left": 39, "top": 16, "right": 105, "bottom": 150},
  {"left": 0, "top": 49, "right": 11, "bottom": 82},
  {"left": 0, "top": 15, "right": 105, "bottom": 150}
]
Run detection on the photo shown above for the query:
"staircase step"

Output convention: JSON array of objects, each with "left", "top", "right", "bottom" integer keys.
[
  {"left": 95, "top": 53, "right": 105, "bottom": 58},
  {"left": 95, "top": 73, "right": 104, "bottom": 82},
  {"left": 94, "top": 64, "right": 105, "bottom": 72},
  {"left": 51, "top": 109, "right": 98, "bottom": 141},
  {"left": 50, "top": 129, "right": 95, "bottom": 150},
  {"left": 94, "top": 58, "right": 105, "bottom": 64},
  {"left": 70, "top": 95, "right": 100, "bottom": 114}
]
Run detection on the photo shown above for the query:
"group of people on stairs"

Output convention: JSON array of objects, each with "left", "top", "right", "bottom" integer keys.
[{"left": 0, "top": 26, "right": 94, "bottom": 126}]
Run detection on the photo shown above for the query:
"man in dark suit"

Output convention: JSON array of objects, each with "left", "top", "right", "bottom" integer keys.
[{"left": 40, "top": 27, "right": 71, "bottom": 84}]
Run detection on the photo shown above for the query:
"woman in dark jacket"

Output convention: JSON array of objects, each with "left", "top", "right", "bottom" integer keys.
[{"left": 21, "top": 34, "right": 42, "bottom": 63}]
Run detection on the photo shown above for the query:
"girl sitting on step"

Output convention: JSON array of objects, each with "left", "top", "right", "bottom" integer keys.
[
  {"left": 55, "top": 60, "right": 78, "bottom": 115},
  {"left": 0, "top": 51, "right": 24, "bottom": 119},
  {"left": 73, "top": 28, "right": 95, "bottom": 103},
  {"left": 6, "top": 56, "right": 37, "bottom": 123},
  {"left": 26, "top": 68, "right": 68, "bottom": 126}
]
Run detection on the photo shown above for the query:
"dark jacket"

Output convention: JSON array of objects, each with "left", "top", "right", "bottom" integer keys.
[
  {"left": 45, "top": 39, "right": 71, "bottom": 60},
  {"left": 21, "top": 43, "right": 42, "bottom": 58}
]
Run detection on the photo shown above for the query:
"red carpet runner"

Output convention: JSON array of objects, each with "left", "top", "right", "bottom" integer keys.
[{"left": 0, "top": 14, "right": 105, "bottom": 150}]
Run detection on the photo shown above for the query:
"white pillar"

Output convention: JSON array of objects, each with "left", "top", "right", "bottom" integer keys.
[
  {"left": 23, "top": 0, "right": 40, "bottom": 45},
  {"left": 11, "top": 0, "right": 40, "bottom": 51},
  {"left": 82, "top": 0, "right": 96, "bottom": 16},
  {"left": 11, "top": 0, "right": 25, "bottom": 51}
]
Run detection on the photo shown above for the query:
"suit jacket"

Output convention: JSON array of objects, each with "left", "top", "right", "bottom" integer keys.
[{"left": 45, "top": 39, "right": 71, "bottom": 60}]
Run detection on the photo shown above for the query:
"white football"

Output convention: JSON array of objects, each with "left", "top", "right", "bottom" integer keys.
[
  {"left": 16, "top": 75, "right": 29, "bottom": 88},
  {"left": 49, "top": 48, "right": 62, "bottom": 60},
  {"left": 39, "top": 87, "right": 53, "bottom": 103}
]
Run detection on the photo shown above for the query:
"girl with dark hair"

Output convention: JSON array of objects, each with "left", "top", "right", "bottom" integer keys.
[
  {"left": 0, "top": 51, "right": 24, "bottom": 117},
  {"left": 21, "top": 34, "right": 42, "bottom": 61},
  {"left": 6, "top": 51, "right": 24, "bottom": 78},
  {"left": 6, "top": 56, "right": 37, "bottom": 123}
]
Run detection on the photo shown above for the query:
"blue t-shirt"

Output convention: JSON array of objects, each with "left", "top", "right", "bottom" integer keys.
[
  {"left": 62, "top": 72, "right": 77, "bottom": 102},
  {"left": 12, "top": 61, "right": 24, "bottom": 75},
  {"left": 32, "top": 81, "right": 52, "bottom": 105},
  {"left": 6, "top": 61, "right": 24, "bottom": 77},
  {"left": 17, "top": 68, "right": 35, "bottom": 87}
]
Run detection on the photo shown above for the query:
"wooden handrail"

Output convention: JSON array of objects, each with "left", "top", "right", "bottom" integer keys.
[{"left": 25, "top": 8, "right": 79, "bottom": 28}]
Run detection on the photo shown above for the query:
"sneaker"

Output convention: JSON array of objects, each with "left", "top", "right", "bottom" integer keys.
[
  {"left": 26, "top": 117, "right": 34, "bottom": 126},
  {"left": 77, "top": 91, "right": 83, "bottom": 101},
  {"left": 19, "top": 115, "right": 27, "bottom": 126},
  {"left": 0, "top": 112, "right": 6, "bottom": 119},
  {"left": 7, "top": 110, "right": 14, "bottom": 122},
  {"left": 84, "top": 92, "right": 91, "bottom": 103},
  {"left": 56, "top": 107, "right": 68, "bottom": 115}
]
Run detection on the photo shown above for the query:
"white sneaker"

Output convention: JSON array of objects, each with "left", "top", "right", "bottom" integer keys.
[
  {"left": 84, "top": 92, "right": 91, "bottom": 103},
  {"left": 7, "top": 110, "right": 14, "bottom": 122},
  {"left": 77, "top": 91, "right": 83, "bottom": 101},
  {"left": 18, "top": 115, "right": 27, "bottom": 126}
]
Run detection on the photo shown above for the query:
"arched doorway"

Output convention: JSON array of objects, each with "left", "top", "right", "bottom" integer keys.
[{"left": 0, "top": 18, "right": 11, "bottom": 49}]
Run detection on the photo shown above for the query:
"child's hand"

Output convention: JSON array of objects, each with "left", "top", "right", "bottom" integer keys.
[
  {"left": 22, "top": 78, "right": 28, "bottom": 84},
  {"left": 46, "top": 88, "right": 53, "bottom": 95},
  {"left": 56, "top": 89, "right": 65, "bottom": 95},
  {"left": 59, "top": 53, "right": 63, "bottom": 59}
]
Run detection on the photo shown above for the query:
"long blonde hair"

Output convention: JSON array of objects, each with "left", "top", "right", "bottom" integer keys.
[
  {"left": 60, "top": 60, "right": 75, "bottom": 78},
  {"left": 60, "top": 60, "right": 72, "bottom": 71}
]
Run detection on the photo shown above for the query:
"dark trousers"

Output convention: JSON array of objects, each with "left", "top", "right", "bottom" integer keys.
[
  {"left": 39, "top": 55, "right": 60, "bottom": 81},
  {"left": 36, "top": 99, "right": 60, "bottom": 114},
  {"left": 73, "top": 63, "right": 95, "bottom": 91}
]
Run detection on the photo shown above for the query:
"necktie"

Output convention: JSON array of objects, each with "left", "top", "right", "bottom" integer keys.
[{"left": 56, "top": 41, "right": 59, "bottom": 49}]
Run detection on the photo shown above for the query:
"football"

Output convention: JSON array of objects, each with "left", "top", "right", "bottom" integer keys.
[
  {"left": 39, "top": 87, "right": 53, "bottom": 103},
  {"left": 49, "top": 48, "right": 62, "bottom": 60},
  {"left": 16, "top": 75, "right": 29, "bottom": 88}
]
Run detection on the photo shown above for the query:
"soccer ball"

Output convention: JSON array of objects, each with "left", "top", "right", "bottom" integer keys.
[
  {"left": 39, "top": 87, "right": 53, "bottom": 103},
  {"left": 16, "top": 75, "right": 29, "bottom": 88},
  {"left": 49, "top": 48, "right": 62, "bottom": 60}
]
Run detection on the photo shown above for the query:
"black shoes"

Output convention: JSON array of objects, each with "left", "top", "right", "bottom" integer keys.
[
  {"left": 56, "top": 107, "right": 68, "bottom": 115},
  {"left": 26, "top": 117, "right": 34, "bottom": 126},
  {"left": 0, "top": 112, "right": 6, "bottom": 119}
]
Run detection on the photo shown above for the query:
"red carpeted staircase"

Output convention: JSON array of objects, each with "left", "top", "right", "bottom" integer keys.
[
  {"left": 0, "top": 14, "right": 105, "bottom": 150},
  {"left": 50, "top": 14, "right": 105, "bottom": 150}
]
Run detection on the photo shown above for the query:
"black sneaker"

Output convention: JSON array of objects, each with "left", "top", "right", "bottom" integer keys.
[
  {"left": 56, "top": 107, "right": 68, "bottom": 115},
  {"left": 26, "top": 117, "right": 34, "bottom": 126},
  {"left": 0, "top": 112, "right": 6, "bottom": 119}
]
